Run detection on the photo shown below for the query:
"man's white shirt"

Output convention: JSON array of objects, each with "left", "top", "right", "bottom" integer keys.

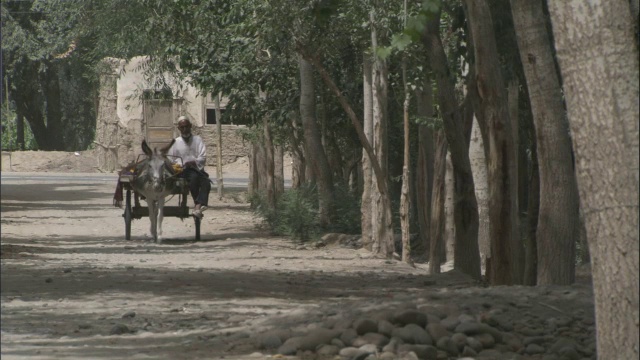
[{"left": 167, "top": 135, "right": 207, "bottom": 171}]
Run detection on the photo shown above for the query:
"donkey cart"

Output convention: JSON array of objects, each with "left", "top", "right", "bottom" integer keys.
[{"left": 117, "top": 170, "right": 202, "bottom": 241}]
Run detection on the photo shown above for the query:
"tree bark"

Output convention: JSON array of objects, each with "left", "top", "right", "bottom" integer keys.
[
  {"left": 470, "top": 116, "right": 490, "bottom": 275},
  {"left": 361, "top": 54, "right": 374, "bottom": 251},
  {"left": 290, "top": 112, "right": 306, "bottom": 189},
  {"left": 95, "top": 63, "right": 119, "bottom": 172},
  {"left": 429, "top": 131, "right": 447, "bottom": 274},
  {"left": 263, "top": 116, "right": 276, "bottom": 210},
  {"left": 300, "top": 48, "right": 395, "bottom": 258},
  {"left": 511, "top": 0, "right": 580, "bottom": 285},
  {"left": 400, "top": 53, "right": 412, "bottom": 264},
  {"left": 524, "top": 133, "right": 540, "bottom": 286},
  {"left": 370, "top": 10, "right": 395, "bottom": 258},
  {"left": 274, "top": 145, "right": 284, "bottom": 199},
  {"left": 415, "top": 79, "right": 434, "bottom": 259},
  {"left": 215, "top": 93, "right": 224, "bottom": 200},
  {"left": 422, "top": 12, "right": 481, "bottom": 280},
  {"left": 547, "top": 0, "right": 639, "bottom": 357},
  {"left": 465, "top": 0, "right": 521, "bottom": 285},
  {"left": 298, "top": 56, "right": 334, "bottom": 227}
]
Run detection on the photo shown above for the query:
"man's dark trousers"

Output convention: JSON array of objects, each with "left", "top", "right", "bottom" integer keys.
[{"left": 183, "top": 168, "right": 211, "bottom": 207}]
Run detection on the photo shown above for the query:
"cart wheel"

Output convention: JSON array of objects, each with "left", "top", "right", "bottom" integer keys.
[
  {"left": 194, "top": 216, "right": 201, "bottom": 241},
  {"left": 124, "top": 190, "right": 132, "bottom": 240}
]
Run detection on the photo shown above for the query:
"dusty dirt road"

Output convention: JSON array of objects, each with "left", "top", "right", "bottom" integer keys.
[{"left": 1, "top": 150, "right": 597, "bottom": 360}]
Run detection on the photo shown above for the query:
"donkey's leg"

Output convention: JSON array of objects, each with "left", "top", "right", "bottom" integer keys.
[
  {"left": 148, "top": 200, "right": 158, "bottom": 241},
  {"left": 157, "top": 197, "right": 166, "bottom": 243}
]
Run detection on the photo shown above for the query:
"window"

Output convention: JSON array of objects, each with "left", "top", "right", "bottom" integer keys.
[{"left": 206, "top": 108, "right": 225, "bottom": 125}]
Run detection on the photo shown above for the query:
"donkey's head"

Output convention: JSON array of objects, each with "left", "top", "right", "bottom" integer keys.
[{"left": 140, "top": 139, "right": 176, "bottom": 193}]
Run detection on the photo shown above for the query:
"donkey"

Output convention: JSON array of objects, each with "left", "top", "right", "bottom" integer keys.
[{"left": 131, "top": 139, "right": 177, "bottom": 243}]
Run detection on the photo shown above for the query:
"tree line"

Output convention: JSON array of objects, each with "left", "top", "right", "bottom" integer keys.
[{"left": 1, "top": 0, "right": 637, "bottom": 357}]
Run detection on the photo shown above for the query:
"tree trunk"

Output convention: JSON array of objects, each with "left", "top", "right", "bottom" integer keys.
[
  {"left": 524, "top": 145, "right": 539, "bottom": 286},
  {"left": 95, "top": 64, "right": 119, "bottom": 172},
  {"left": 444, "top": 151, "right": 455, "bottom": 264},
  {"left": 423, "top": 12, "right": 481, "bottom": 280},
  {"left": 290, "top": 112, "right": 306, "bottom": 189},
  {"left": 298, "top": 56, "right": 334, "bottom": 227},
  {"left": 361, "top": 54, "right": 374, "bottom": 251},
  {"left": 369, "top": 9, "right": 395, "bottom": 258},
  {"left": 429, "top": 131, "right": 447, "bottom": 274},
  {"left": 16, "top": 113, "right": 25, "bottom": 150},
  {"left": 215, "top": 93, "right": 224, "bottom": 200},
  {"left": 274, "top": 145, "right": 284, "bottom": 199},
  {"left": 547, "top": 0, "right": 639, "bottom": 357},
  {"left": 415, "top": 79, "right": 434, "bottom": 259},
  {"left": 511, "top": 0, "right": 580, "bottom": 285},
  {"left": 507, "top": 79, "right": 525, "bottom": 285},
  {"left": 12, "top": 61, "right": 47, "bottom": 151},
  {"left": 470, "top": 116, "right": 490, "bottom": 275},
  {"left": 465, "top": 0, "right": 520, "bottom": 285},
  {"left": 301, "top": 47, "right": 395, "bottom": 258},
  {"left": 40, "top": 62, "right": 65, "bottom": 150},
  {"left": 400, "top": 52, "right": 412, "bottom": 264},
  {"left": 263, "top": 116, "right": 276, "bottom": 210}
]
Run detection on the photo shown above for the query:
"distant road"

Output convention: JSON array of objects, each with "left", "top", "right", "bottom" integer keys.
[{"left": 0, "top": 172, "right": 257, "bottom": 188}]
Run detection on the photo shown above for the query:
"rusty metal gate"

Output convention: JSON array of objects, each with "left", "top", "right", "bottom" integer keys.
[{"left": 143, "top": 99, "right": 176, "bottom": 150}]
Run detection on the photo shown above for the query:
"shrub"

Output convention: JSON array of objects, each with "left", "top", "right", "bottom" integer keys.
[
  {"left": 250, "top": 181, "right": 362, "bottom": 242},
  {"left": 249, "top": 185, "right": 319, "bottom": 241},
  {"left": 1, "top": 107, "right": 38, "bottom": 151}
]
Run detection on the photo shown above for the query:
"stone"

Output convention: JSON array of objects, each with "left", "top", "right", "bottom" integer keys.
[
  {"left": 377, "top": 319, "right": 395, "bottom": 337},
  {"left": 383, "top": 338, "right": 400, "bottom": 353},
  {"left": 394, "top": 310, "right": 428, "bottom": 327},
  {"left": 440, "top": 316, "right": 460, "bottom": 331},
  {"left": 461, "top": 345, "right": 478, "bottom": 357},
  {"left": 257, "top": 333, "right": 282, "bottom": 349},
  {"left": 473, "top": 333, "right": 496, "bottom": 348},
  {"left": 426, "top": 322, "right": 450, "bottom": 342},
  {"left": 450, "top": 332, "right": 467, "bottom": 352},
  {"left": 109, "top": 324, "right": 130, "bottom": 335},
  {"left": 398, "top": 344, "right": 438, "bottom": 360},
  {"left": 392, "top": 323, "right": 433, "bottom": 345},
  {"left": 277, "top": 336, "right": 303, "bottom": 355},
  {"left": 417, "top": 305, "right": 446, "bottom": 319},
  {"left": 353, "top": 318, "right": 378, "bottom": 335},
  {"left": 338, "top": 347, "right": 368, "bottom": 359},
  {"left": 502, "top": 332, "right": 524, "bottom": 352},
  {"left": 379, "top": 351, "right": 397, "bottom": 360},
  {"left": 458, "top": 313, "right": 476, "bottom": 323},
  {"left": 340, "top": 328, "right": 358, "bottom": 346},
  {"left": 525, "top": 343, "right": 546, "bottom": 355},
  {"left": 549, "top": 337, "right": 577, "bottom": 354},
  {"left": 558, "top": 347, "right": 581, "bottom": 360},
  {"left": 352, "top": 333, "right": 390, "bottom": 349},
  {"left": 466, "top": 336, "right": 484, "bottom": 353}
]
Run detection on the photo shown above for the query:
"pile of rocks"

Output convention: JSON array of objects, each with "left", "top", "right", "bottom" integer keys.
[{"left": 253, "top": 299, "right": 596, "bottom": 360}]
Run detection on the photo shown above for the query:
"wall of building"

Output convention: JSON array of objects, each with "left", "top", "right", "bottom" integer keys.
[{"left": 96, "top": 57, "right": 249, "bottom": 171}]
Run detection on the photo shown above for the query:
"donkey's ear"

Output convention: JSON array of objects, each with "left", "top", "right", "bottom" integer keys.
[
  {"left": 141, "top": 140, "right": 153, "bottom": 156},
  {"left": 160, "top": 139, "right": 176, "bottom": 155}
]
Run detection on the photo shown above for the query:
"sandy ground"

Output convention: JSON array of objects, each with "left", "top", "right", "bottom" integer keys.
[{"left": 1, "top": 150, "right": 596, "bottom": 360}]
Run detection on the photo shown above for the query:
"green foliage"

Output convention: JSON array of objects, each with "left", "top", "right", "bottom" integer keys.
[
  {"left": 329, "top": 182, "right": 362, "bottom": 234},
  {"left": 1, "top": 107, "right": 37, "bottom": 151},
  {"left": 250, "top": 185, "right": 319, "bottom": 241},
  {"left": 412, "top": 114, "right": 443, "bottom": 130},
  {"left": 250, "top": 181, "right": 362, "bottom": 242}
]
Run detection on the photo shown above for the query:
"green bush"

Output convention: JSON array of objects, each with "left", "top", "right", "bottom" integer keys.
[
  {"left": 250, "top": 181, "right": 363, "bottom": 242},
  {"left": 329, "top": 182, "right": 361, "bottom": 234},
  {"left": 1, "top": 106, "right": 37, "bottom": 151},
  {"left": 249, "top": 184, "right": 319, "bottom": 241}
]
